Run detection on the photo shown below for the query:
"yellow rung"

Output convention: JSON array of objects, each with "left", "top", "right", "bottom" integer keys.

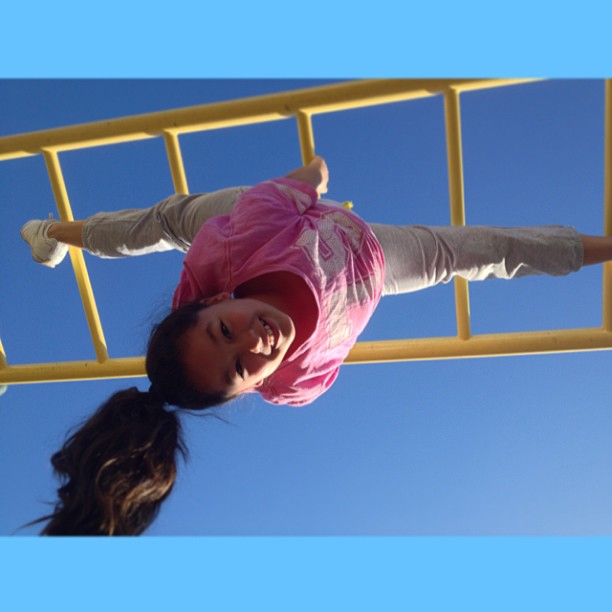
[
  {"left": 163, "top": 131, "right": 189, "bottom": 194},
  {"left": 444, "top": 88, "right": 471, "bottom": 340},
  {"left": 42, "top": 150, "right": 109, "bottom": 363},
  {"left": 296, "top": 111, "right": 315, "bottom": 164}
]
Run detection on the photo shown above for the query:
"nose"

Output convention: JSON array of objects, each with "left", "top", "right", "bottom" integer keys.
[{"left": 240, "top": 328, "right": 263, "bottom": 354}]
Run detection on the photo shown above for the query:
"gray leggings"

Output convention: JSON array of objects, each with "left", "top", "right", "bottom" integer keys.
[{"left": 83, "top": 188, "right": 584, "bottom": 296}]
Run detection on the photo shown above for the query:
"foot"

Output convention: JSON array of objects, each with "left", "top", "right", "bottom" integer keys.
[{"left": 20, "top": 215, "right": 68, "bottom": 268}]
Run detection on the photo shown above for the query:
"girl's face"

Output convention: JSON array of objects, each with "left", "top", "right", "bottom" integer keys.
[{"left": 179, "top": 295, "right": 296, "bottom": 397}]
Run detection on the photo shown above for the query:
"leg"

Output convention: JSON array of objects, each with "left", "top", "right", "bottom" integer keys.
[
  {"left": 21, "top": 188, "right": 249, "bottom": 266},
  {"left": 580, "top": 235, "right": 612, "bottom": 266},
  {"left": 48, "top": 221, "right": 85, "bottom": 248},
  {"left": 22, "top": 187, "right": 250, "bottom": 266},
  {"left": 81, "top": 187, "right": 249, "bottom": 258},
  {"left": 367, "top": 223, "right": 585, "bottom": 296}
]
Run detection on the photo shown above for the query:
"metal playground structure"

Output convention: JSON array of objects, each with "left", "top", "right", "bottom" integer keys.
[{"left": 1, "top": 78, "right": 611, "bottom": 387}]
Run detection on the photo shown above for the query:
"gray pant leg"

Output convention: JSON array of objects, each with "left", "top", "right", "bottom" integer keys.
[
  {"left": 82, "top": 187, "right": 249, "bottom": 258},
  {"left": 368, "top": 224, "right": 584, "bottom": 296}
]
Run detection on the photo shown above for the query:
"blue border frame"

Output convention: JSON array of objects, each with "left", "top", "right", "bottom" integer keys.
[
  {"left": 2, "top": 2, "right": 612, "bottom": 610},
  {"left": 2, "top": 538, "right": 611, "bottom": 611}
]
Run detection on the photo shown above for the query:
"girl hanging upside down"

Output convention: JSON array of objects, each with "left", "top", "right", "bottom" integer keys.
[{"left": 20, "top": 155, "right": 612, "bottom": 535}]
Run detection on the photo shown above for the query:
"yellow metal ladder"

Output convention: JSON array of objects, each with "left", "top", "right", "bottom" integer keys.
[{"left": 1, "top": 78, "right": 612, "bottom": 387}]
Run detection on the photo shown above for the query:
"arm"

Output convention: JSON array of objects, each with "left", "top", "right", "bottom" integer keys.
[{"left": 284, "top": 156, "right": 329, "bottom": 198}]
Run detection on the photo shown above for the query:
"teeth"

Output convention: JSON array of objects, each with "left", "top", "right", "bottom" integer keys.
[{"left": 261, "top": 319, "right": 275, "bottom": 347}]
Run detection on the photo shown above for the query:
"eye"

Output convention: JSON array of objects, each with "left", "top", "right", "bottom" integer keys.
[
  {"left": 220, "top": 321, "right": 231, "bottom": 339},
  {"left": 235, "top": 360, "right": 244, "bottom": 380}
]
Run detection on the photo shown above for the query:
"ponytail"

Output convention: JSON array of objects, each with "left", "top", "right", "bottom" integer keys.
[
  {"left": 39, "top": 387, "right": 185, "bottom": 536},
  {"left": 35, "top": 301, "right": 233, "bottom": 536}
]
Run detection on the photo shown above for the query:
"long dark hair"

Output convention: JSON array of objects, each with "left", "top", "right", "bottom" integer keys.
[{"left": 35, "top": 302, "right": 231, "bottom": 536}]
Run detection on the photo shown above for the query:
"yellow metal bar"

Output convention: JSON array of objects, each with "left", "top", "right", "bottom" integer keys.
[
  {"left": 0, "top": 79, "right": 539, "bottom": 161},
  {"left": 345, "top": 327, "right": 612, "bottom": 364},
  {"left": 445, "top": 90, "right": 467, "bottom": 228},
  {"left": 288, "top": 79, "right": 540, "bottom": 117},
  {"left": 296, "top": 111, "right": 316, "bottom": 164},
  {"left": 2, "top": 325, "right": 612, "bottom": 385},
  {"left": 449, "top": 79, "right": 542, "bottom": 94},
  {"left": 163, "top": 131, "right": 189, "bottom": 194},
  {"left": 0, "top": 357, "right": 144, "bottom": 384},
  {"left": 603, "top": 79, "right": 612, "bottom": 331},
  {"left": 444, "top": 88, "right": 471, "bottom": 340},
  {"left": 0, "top": 337, "right": 7, "bottom": 368},
  {"left": 43, "top": 150, "right": 109, "bottom": 363}
]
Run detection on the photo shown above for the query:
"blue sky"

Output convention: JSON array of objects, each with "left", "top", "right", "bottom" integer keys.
[{"left": 1, "top": 77, "right": 610, "bottom": 538}]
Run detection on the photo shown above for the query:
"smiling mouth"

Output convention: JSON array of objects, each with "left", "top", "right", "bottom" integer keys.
[{"left": 259, "top": 318, "right": 276, "bottom": 351}]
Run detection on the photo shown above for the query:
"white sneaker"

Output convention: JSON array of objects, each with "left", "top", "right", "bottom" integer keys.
[{"left": 20, "top": 215, "right": 68, "bottom": 268}]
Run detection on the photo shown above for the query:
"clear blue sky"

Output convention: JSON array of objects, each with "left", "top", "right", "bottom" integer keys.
[{"left": 1, "top": 78, "right": 610, "bottom": 537}]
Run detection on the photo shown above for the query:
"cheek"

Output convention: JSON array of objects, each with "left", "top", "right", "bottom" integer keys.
[
  {"left": 180, "top": 333, "right": 211, "bottom": 381},
  {"left": 266, "top": 351, "right": 287, "bottom": 378},
  {"left": 180, "top": 348, "right": 201, "bottom": 385}
]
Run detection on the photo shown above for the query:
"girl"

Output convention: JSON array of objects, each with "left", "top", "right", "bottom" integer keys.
[{"left": 20, "top": 156, "right": 611, "bottom": 535}]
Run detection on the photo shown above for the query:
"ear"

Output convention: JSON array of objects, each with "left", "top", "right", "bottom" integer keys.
[{"left": 199, "top": 292, "right": 232, "bottom": 306}]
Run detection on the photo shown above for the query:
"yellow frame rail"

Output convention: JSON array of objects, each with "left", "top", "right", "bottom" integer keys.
[{"left": 1, "top": 78, "right": 611, "bottom": 386}]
